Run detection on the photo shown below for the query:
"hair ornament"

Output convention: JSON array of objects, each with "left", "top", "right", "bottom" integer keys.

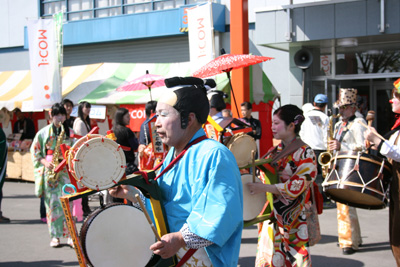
[{"left": 293, "top": 114, "right": 305, "bottom": 125}]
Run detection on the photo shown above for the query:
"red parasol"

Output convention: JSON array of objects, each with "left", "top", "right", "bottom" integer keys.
[
  {"left": 192, "top": 53, "right": 273, "bottom": 116},
  {"left": 116, "top": 70, "right": 165, "bottom": 101}
]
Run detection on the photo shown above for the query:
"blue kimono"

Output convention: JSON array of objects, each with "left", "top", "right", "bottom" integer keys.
[{"left": 148, "top": 128, "right": 243, "bottom": 266}]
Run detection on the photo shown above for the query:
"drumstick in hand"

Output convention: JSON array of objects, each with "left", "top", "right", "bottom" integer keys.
[
  {"left": 365, "top": 110, "right": 375, "bottom": 150},
  {"left": 252, "top": 150, "right": 256, "bottom": 183},
  {"left": 358, "top": 120, "right": 386, "bottom": 142},
  {"left": 135, "top": 194, "right": 161, "bottom": 241}
]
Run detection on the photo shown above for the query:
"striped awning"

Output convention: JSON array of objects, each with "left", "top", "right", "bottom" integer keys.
[{"left": 0, "top": 62, "right": 278, "bottom": 111}]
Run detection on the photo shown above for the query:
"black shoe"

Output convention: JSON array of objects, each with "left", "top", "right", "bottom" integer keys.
[
  {"left": 342, "top": 247, "right": 355, "bottom": 255},
  {"left": 0, "top": 215, "right": 10, "bottom": 223}
]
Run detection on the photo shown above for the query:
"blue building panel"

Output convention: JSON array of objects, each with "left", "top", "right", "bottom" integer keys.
[{"left": 24, "top": 3, "right": 225, "bottom": 48}]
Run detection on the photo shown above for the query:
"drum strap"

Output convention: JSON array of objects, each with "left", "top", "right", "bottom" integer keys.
[
  {"left": 269, "top": 138, "right": 307, "bottom": 165},
  {"left": 154, "top": 135, "right": 208, "bottom": 180}
]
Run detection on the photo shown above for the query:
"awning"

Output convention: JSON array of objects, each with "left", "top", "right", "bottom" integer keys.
[
  {"left": 0, "top": 62, "right": 278, "bottom": 111},
  {"left": 0, "top": 63, "right": 103, "bottom": 111}
]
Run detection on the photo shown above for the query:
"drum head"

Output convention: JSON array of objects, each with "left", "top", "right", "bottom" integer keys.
[
  {"left": 242, "top": 174, "right": 266, "bottom": 221},
  {"left": 68, "top": 134, "right": 102, "bottom": 180},
  {"left": 73, "top": 137, "right": 126, "bottom": 190},
  {"left": 80, "top": 204, "right": 155, "bottom": 267},
  {"left": 226, "top": 134, "right": 257, "bottom": 168}
]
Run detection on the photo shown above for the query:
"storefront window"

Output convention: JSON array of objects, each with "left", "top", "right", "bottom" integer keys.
[{"left": 313, "top": 48, "right": 400, "bottom": 76}]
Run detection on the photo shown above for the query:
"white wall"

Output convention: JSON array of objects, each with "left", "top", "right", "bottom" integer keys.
[{"left": 0, "top": 0, "right": 38, "bottom": 48}]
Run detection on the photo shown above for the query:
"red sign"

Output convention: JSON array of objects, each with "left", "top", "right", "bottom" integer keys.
[{"left": 120, "top": 104, "right": 146, "bottom": 132}]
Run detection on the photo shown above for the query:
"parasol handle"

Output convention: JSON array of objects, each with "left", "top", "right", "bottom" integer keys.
[{"left": 226, "top": 71, "right": 240, "bottom": 118}]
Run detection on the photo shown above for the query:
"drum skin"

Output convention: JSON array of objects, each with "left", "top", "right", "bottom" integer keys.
[
  {"left": 225, "top": 133, "right": 257, "bottom": 168},
  {"left": 323, "top": 151, "right": 392, "bottom": 209},
  {"left": 241, "top": 174, "right": 267, "bottom": 221},
  {"left": 80, "top": 204, "right": 155, "bottom": 267},
  {"left": 70, "top": 136, "right": 126, "bottom": 190}
]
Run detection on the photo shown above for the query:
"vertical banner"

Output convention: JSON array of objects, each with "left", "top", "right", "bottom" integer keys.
[
  {"left": 188, "top": 2, "right": 215, "bottom": 73},
  {"left": 28, "top": 19, "right": 61, "bottom": 110},
  {"left": 54, "top": 11, "right": 64, "bottom": 91}
]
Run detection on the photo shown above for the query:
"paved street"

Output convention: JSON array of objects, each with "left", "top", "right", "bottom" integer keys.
[{"left": 0, "top": 180, "right": 396, "bottom": 266}]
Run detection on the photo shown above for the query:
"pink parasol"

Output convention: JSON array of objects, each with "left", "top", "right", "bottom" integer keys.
[{"left": 116, "top": 70, "right": 165, "bottom": 101}]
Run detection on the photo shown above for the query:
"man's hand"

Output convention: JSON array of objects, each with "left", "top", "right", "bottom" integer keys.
[
  {"left": 150, "top": 232, "right": 186, "bottom": 259},
  {"left": 328, "top": 139, "right": 340, "bottom": 151},
  {"left": 108, "top": 185, "right": 138, "bottom": 203}
]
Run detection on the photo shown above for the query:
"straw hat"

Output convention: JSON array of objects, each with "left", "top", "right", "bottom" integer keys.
[{"left": 337, "top": 88, "right": 357, "bottom": 107}]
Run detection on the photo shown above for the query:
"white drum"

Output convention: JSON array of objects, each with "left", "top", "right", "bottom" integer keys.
[
  {"left": 69, "top": 135, "right": 126, "bottom": 190},
  {"left": 242, "top": 174, "right": 266, "bottom": 221},
  {"left": 225, "top": 133, "right": 257, "bottom": 168},
  {"left": 80, "top": 204, "right": 155, "bottom": 267}
]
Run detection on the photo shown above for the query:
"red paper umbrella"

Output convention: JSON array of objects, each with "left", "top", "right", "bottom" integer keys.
[
  {"left": 116, "top": 70, "right": 165, "bottom": 101},
  {"left": 193, "top": 54, "right": 273, "bottom": 78},
  {"left": 192, "top": 53, "right": 273, "bottom": 116}
]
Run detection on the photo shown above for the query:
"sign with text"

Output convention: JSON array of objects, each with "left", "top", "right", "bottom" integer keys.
[
  {"left": 188, "top": 3, "right": 215, "bottom": 73},
  {"left": 120, "top": 104, "right": 146, "bottom": 132},
  {"left": 28, "top": 19, "right": 61, "bottom": 110}
]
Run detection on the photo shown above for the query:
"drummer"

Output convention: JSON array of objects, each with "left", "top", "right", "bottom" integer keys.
[
  {"left": 109, "top": 76, "right": 243, "bottom": 266},
  {"left": 364, "top": 78, "right": 400, "bottom": 266},
  {"left": 328, "top": 88, "right": 367, "bottom": 255}
]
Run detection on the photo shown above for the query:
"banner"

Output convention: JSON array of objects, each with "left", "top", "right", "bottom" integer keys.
[
  {"left": 28, "top": 19, "right": 61, "bottom": 110},
  {"left": 188, "top": 3, "right": 215, "bottom": 73}
]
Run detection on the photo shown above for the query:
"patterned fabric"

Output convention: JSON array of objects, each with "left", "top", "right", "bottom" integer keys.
[
  {"left": 30, "top": 124, "right": 74, "bottom": 239},
  {"left": 337, "top": 203, "right": 362, "bottom": 249},
  {"left": 176, "top": 246, "right": 212, "bottom": 267},
  {"left": 180, "top": 223, "right": 213, "bottom": 249},
  {"left": 256, "top": 137, "right": 317, "bottom": 267}
]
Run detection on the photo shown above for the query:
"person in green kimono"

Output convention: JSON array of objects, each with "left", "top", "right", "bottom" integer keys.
[{"left": 31, "top": 103, "right": 74, "bottom": 248}]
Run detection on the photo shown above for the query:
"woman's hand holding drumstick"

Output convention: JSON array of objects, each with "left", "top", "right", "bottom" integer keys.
[{"left": 359, "top": 120, "right": 386, "bottom": 148}]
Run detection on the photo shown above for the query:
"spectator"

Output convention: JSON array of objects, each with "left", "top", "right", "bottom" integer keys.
[
  {"left": 61, "top": 99, "right": 75, "bottom": 130},
  {"left": 13, "top": 108, "right": 36, "bottom": 140},
  {"left": 240, "top": 102, "right": 262, "bottom": 141},
  {"left": 72, "top": 101, "right": 92, "bottom": 216}
]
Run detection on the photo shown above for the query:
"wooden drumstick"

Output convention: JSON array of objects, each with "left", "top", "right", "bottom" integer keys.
[
  {"left": 365, "top": 110, "right": 375, "bottom": 150},
  {"left": 251, "top": 150, "right": 256, "bottom": 183},
  {"left": 358, "top": 120, "right": 386, "bottom": 142},
  {"left": 135, "top": 194, "right": 161, "bottom": 241},
  {"left": 366, "top": 110, "right": 375, "bottom": 127}
]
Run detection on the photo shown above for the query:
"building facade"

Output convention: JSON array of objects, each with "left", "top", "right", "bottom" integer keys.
[{"left": 1, "top": 0, "right": 400, "bottom": 135}]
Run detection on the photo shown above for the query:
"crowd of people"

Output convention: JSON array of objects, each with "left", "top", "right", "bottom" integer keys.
[{"left": 1, "top": 76, "right": 400, "bottom": 266}]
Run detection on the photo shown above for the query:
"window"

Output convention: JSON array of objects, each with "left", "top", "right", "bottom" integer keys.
[{"left": 41, "top": 0, "right": 209, "bottom": 21}]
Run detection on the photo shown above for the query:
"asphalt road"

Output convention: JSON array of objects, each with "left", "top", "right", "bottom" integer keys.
[{"left": 0, "top": 180, "right": 396, "bottom": 266}]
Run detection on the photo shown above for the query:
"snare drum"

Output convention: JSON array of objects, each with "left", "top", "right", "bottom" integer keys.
[
  {"left": 242, "top": 174, "right": 267, "bottom": 221},
  {"left": 80, "top": 204, "right": 155, "bottom": 267},
  {"left": 322, "top": 151, "right": 392, "bottom": 209},
  {"left": 68, "top": 135, "right": 126, "bottom": 190},
  {"left": 224, "top": 133, "right": 257, "bottom": 168}
]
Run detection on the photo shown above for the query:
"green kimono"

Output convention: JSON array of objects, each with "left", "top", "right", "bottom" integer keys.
[{"left": 30, "top": 124, "right": 74, "bottom": 238}]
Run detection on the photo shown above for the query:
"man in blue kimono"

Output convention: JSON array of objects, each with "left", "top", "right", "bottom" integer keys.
[{"left": 109, "top": 76, "right": 243, "bottom": 266}]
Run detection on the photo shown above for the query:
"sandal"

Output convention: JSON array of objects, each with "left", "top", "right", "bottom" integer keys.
[
  {"left": 67, "top": 238, "right": 74, "bottom": 248},
  {"left": 50, "top": 238, "right": 60, "bottom": 248}
]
